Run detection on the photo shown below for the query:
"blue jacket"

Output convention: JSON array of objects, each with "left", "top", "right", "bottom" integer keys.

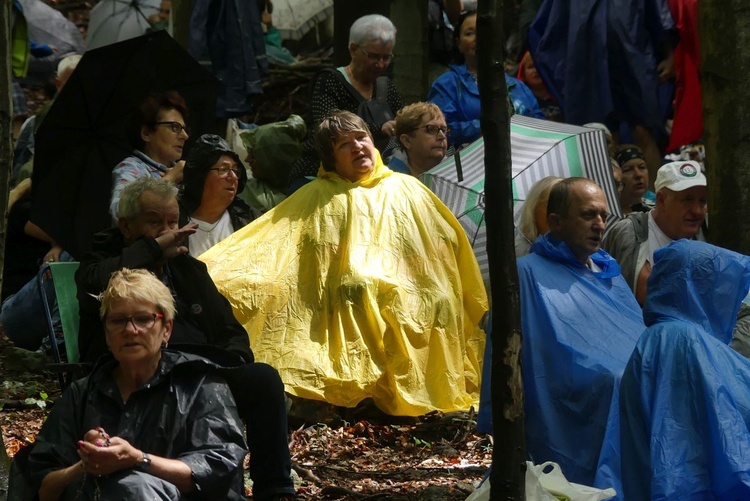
[
  {"left": 618, "top": 240, "right": 750, "bottom": 500},
  {"left": 518, "top": 234, "right": 644, "bottom": 487},
  {"left": 428, "top": 64, "right": 545, "bottom": 147}
]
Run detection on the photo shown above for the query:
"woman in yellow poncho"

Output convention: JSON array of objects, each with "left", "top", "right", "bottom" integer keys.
[{"left": 201, "top": 110, "right": 488, "bottom": 416}]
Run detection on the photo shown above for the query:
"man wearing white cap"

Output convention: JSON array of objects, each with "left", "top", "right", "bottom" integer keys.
[{"left": 603, "top": 160, "right": 707, "bottom": 305}]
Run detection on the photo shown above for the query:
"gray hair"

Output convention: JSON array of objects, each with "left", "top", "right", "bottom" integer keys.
[
  {"left": 118, "top": 176, "right": 178, "bottom": 220},
  {"left": 57, "top": 54, "right": 82, "bottom": 79},
  {"left": 519, "top": 176, "right": 563, "bottom": 241},
  {"left": 349, "top": 14, "right": 397, "bottom": 47}
]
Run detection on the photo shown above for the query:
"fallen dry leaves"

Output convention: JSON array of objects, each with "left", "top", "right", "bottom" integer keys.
[{"left": 1, "top": 333, "right": 491, "bottom": 500}]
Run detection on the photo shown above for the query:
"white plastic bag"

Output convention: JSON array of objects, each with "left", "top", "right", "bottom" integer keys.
[
  {"left": 527, "top": 462, "right": 616, "bottom": 501},
  {"left": 465, "top": 462, "right": 616, "bottom": 501}
]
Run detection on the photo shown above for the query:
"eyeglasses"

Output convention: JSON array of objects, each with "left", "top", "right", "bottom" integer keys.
[
  {"left": 153, "top": 121, "right": 189, "bottom": 135},
  {"left": 359, "top": 48, "right": 394, "bottom": 64},
  {"left": 105, "top": 313, "right": 164, "bottom": 333},
  {"left": 209, "top": 166, "right": 241, "bottom": 178},
  {"left": 413, "top": 125, "right": 451, "bottom": 137}
]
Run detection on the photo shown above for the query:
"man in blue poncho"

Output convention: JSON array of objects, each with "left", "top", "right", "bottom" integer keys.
[
  {"left": 517, "top": 178, "right": 645, "bottom": 489},
  {"left": 619, "top": 240, "right": 750, "bottom": 500}
]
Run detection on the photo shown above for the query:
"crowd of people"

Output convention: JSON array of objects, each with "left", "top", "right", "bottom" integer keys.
[{"left": 7, "top": 0, "right": 749, "bottom": 500}]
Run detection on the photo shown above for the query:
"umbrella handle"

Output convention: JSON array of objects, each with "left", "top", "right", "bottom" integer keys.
[{"left": 454, "top": 148, "right": 464, "bottom": 182}]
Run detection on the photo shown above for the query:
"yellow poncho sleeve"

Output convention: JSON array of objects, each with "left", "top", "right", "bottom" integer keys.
[{"left": 200, "top": 156, "right": 488, "bottom": 416}]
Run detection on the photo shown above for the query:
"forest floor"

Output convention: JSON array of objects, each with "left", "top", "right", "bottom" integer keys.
[{"left": 0, "top": 333, "right": 492, "bottom": 500}]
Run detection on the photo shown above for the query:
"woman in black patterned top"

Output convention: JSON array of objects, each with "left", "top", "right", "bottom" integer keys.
[{"left": 289, "top": 14, "right": 404, "bottom": 191}]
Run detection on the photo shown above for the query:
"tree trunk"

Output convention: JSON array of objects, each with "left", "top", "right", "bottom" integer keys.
[
  {"left": 1, "top": 0, "right": 12, "bottom": 494},
  {"left": 476, "top": 0, "right": 526, "bottom": 499},
  {"left": 700, "top": 1, "right": 750, "bottom": 253},
  {"left": 390, "top": 0, "right": 429, "bottom": 105},
  {"left": 171, "top": 0, "right": 194, "bottom": 50},
  {"left": 1, "top": 0, "right": 12, "bottom": 308}
]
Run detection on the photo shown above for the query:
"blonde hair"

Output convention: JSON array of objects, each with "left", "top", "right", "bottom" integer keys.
[
  {"left": 100, "top": 268, "right": 176, "bottom": 321},
  {"left": 519, "top": 176, "right": 563, "bottom": 241}
]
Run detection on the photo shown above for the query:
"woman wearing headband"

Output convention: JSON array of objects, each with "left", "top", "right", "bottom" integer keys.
[{"left": 615, "top": 144, "right": 652, "bottom": 215}]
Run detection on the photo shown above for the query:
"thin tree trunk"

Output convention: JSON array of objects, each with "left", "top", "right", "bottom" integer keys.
[
  {"left": 390, "top": 0, "right": 429, "bottom": 105},
  {"left": 1, "top": 0, "right": 12, "bottom": 307},
  {"left": 700, "top": 1, "right": 750, "bottom": 253},
  {"left": 476, "top": 0, "right": 526, "bottom": 499},
  {"left": 1, "top": 0, "right": 13, "bottom": 495}
]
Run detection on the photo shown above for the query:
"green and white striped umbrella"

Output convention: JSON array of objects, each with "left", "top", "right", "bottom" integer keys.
[{"left": 421, "top": 116, "right": 620, "bottom": 283}]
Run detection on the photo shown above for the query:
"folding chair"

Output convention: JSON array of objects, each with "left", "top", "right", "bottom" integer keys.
[{"left": 37, "top": 261, "right": 85, "bottom": 389}]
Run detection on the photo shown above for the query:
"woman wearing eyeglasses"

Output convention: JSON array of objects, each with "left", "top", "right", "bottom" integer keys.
[
  {"left": 427, "top": 10, "right": 544, "bottom": 148},
  {"left": 289, "top": 15, "right": 404, "bottom": 191},
  {"left": 390, "top": 102, "right": 450, "bottom": 177},
  {"left": 179, "top": 134, "right": 256, "bottom": 257},
  {"left": 109, "top": 91, "right": 190, "bottom": 220},
  {"left": 25, "top": 268, "right": 247, "bottom": 500}
]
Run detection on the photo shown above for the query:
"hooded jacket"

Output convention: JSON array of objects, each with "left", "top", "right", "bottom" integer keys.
[
  {"left": 26, "top": 350, "right": 247, "bottom": 499},
  {"left": 427, "top": 63, "right": 545, "bottom": 147},
  {"left": 619, "top": 240, "right": 750, "bottom": 500},
  {"left": 517, "top": 234, "right": 644, "bottom": 488}
]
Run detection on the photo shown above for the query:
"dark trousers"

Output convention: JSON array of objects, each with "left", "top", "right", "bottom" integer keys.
[{"left": 223, "top": 362, "right": 294, "bottom": 499}]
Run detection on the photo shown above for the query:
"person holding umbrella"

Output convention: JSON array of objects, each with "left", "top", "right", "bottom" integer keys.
[{"left": 109, "top": 90, "right": 189, "bottom": 220}]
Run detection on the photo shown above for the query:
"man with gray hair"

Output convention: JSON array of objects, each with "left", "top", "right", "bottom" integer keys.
[
  {"left": 603, "top": 160, "right": 707, "bottom": 304},
  {"left": 76, "top": 176, "right": 295, "bottom": 500}
]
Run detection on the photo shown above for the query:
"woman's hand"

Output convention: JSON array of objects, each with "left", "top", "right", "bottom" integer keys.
[
  {"left": 162, "top": 160, "right": 185, "bottom": 184},
  {"left": 42, "top": 244, "right": 64, "bottom": 266},
  {"left": 77, "top": 427, "right": 140, "bottom": 477},
  {"left": 381, "top": 120, "right": 397, "bottom": 137}
]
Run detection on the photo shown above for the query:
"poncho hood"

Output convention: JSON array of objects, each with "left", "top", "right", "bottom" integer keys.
[
  {"left": 531, "top": 233, "right": 622, "bottom": 279},
  {"left": 644, "top": 239, "right": 750, "bottom": 344}
]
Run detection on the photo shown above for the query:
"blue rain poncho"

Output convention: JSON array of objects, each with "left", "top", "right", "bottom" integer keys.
[
  {"left": 517, "top": 234, "right": 645, "bottom": 487},
  {"left": 619, "top": 240, "right": 750, "bottom": 500}
]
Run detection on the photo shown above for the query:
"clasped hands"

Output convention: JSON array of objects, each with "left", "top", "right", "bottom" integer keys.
[{"left": 77, "top": 427, "right": 141, "bottom": 477}]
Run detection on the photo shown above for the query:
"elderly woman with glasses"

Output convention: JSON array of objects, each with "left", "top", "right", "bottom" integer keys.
[
  {"left": 24, "top": 268, "right": 247, "bottom": 500},
  {"left": 179, "top": 134, "right": 257, "bottom": 257},
  {"left": 201, "top": 110, "right": 488, "bottom": 417},
  {"left": 109, "top": 91, "right": 190, "bottom": 220},
  {"left": 289, "top": 14, "right": 404, "bottom": 189},
  {"left": 389, "top": 102, "right": 450, "bottom": 177}
]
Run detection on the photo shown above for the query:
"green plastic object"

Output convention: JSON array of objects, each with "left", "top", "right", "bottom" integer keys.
[{"left": 49, "top": 262, "right": 80, "bottom": 364}]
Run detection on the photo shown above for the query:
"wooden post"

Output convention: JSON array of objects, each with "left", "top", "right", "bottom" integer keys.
[
  {"left": 476, "top": 0, "right": 526, "bottom": 498},
  {"left": 700, "top": 0, "right": 750, "bottom": 253}
]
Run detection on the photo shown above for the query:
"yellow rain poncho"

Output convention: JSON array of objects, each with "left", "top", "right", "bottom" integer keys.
[{"left": 200, "top": 155, "right": 488, "bottom": 416}]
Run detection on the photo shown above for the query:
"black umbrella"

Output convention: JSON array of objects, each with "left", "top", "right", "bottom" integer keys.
[{"left": 31, "top": 30, "right": 218, "bottom": 258}]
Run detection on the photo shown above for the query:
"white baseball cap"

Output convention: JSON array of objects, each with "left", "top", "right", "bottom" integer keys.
[{"left": 655, "top": 161, "right": 707, "bottom": 193}]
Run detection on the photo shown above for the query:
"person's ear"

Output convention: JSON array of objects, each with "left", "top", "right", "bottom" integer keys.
[
  {"left": 547, "top": 212, "right": 561, "bottom": 232},
  {"left": 162, "top": 319, "right": 173, "bottom": 345},
  {"left": 400, "top": 133, "right": 412, "bottom": 150},
  {"left": 349, "top": 43, "right": 358, "bottom": 57},
  {"left": 141, "top": 124, "right": 152, "bottom": 144},
  {"left": 118, "top": 216, "right": 132, "bottom": 241},
  {"left": 655, "top": 190, "right": 667, "bottom": 210}
]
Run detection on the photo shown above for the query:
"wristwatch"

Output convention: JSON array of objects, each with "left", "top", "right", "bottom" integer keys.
[{"left": 136, "top": 451, "right": 152, "bottom": 472}]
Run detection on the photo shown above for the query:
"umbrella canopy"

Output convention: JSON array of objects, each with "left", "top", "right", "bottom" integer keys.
[
  {"left": 86, "top": 0, "right": 160, "bottom": 50},
  {"left": 271, "top": 0, "right": 332, "bottom": 41},
  {"left": 31, "top": 31, "right": 218, "bottom": 258},
  {"left": 421, "top": 115, "right": 620, "bottom": 283},
  {"left": 18, "top": 0, "right": 84, "bottom": 83}
]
